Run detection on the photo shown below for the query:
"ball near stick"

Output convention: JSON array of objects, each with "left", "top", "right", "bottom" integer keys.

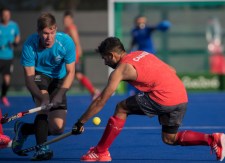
[{"left": 93, "top": 117, "right": 101, "bottom": 126}]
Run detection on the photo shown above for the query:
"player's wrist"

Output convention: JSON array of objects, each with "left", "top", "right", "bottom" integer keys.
[
  {"left": 77, "top": 119, "right": 84, "bottom": 126},
  {"left": 72, "top": 119, "right": 84, "bottom": 135}
]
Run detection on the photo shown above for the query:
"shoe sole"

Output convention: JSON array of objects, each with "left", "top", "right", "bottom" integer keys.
[
  {"left": 81, "top": 157, "right": 112, "bottom": 162},
  {"left": 81, "top": 159, "right": 111, "bottom": 162},
  {"left": 220, "top": 134, "right": 225, "bottom": 161}
]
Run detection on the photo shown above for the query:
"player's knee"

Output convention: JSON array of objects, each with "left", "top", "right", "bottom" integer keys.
[
  {"left": 162, "top": 135, "right": 176, "bottom": 145},
  {"left": 49, "top": 125, "right": 64, "bottom": 135},
  {"left": 161, "top": 125, "right": 178, "bottom": 145},
  {"left": 50, "top": 129, "right": 64, "bottom": 135}
]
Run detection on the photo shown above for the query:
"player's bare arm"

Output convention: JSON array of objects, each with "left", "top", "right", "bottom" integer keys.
[
  {"left": 50, "top": 61, "right": 75, "bottom": 107},
  {"left": 78, "top": 70, "right": 121, "bottom": 124},
  {"left": 15, "top": 35, "right": 21, "bottom": 43},
  {"left": 78, "top": 63, "right": 137, "bottom": 124},
  {"left": 23, "top": 66, "right": 48, "bottom": 104},
  {"left": 60, "top": 62, "right": 75, "bottom": 90}
]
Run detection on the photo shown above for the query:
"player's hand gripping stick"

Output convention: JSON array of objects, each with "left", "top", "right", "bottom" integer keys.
[{"left": 72, "top": 120, "right": 84, "bottom": 135}]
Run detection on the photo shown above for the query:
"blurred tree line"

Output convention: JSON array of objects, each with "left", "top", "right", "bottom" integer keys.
[{"left": 0, "top": 0, "right": 107, "bottom": 11}]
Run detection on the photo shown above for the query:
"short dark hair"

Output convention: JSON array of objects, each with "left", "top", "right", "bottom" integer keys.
[
  {"left": 96, "top": 37, "right": 125, "bottom": 56},
  {"left": 64, "top": 10, "right": 74, "bottom": 18},
  {"left": 134, "top": 15, "right": 146, "bottom": 23},
  {"left": 37, "top": 12, "right": 56, "bottom": 31},
  {"left": 0, "top": 7, "right": 10, "bottom": 15}
]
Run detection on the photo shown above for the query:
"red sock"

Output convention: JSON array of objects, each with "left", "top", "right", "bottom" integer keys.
[
  {"left": 176, "top": 130, "right": 213, "bottom": 146},
  {"left": 0, "top": 109, "right": 4, "bottom": 135},
  {"left": 96, "top": 116, "right": 126, "bottom": 153},
  {"left": 80, "top": 76, "right": 95, "bottom": 95}
]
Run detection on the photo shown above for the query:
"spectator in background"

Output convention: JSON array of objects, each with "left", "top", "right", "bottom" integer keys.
[
  {"left": 130, "top": 15, "right": 171, "bottom": 54},
  {"left": 206, "top": 17, "right": 225, "bottom": 74},
  {"left": 63, "top": 11, "right": 100, "bottom": 100},
  {"left": 129, "top": 15, "right": 171, "bottom": 95},
  {"left": 0, "top": 7, "right": 20, "bottom": 106}
]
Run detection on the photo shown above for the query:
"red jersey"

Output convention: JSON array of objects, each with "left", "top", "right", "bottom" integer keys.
[
  {"left": 65, "top": 24, "right": 80, "bottom": 62},
  {"left": 120, "top": 51, "right": 188, "bottom": 106}
]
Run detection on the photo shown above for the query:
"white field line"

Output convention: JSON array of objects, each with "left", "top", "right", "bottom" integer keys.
[
  {"left": 85, "top": 126, "right": 225, "bottom": 130},
  {"left": 4, "top": 126, "right": 225, "bottom": 131}
]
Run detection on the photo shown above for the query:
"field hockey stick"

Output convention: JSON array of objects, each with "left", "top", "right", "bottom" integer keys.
[
  {"left": 0, "top": 103, "right": 53, "bottom": 124},
  {"left": 16, "top": 131, "right": 72, "bottom": 156}
]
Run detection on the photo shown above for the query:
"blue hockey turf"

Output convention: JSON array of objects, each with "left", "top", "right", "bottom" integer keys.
[{"left": 1, "top": 92, "right": 225, "bottom": 162}]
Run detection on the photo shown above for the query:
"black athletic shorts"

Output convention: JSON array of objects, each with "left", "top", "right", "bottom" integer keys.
[
  {"left": 125, "top": 92, "right": 187, "bottom": 132},
  {"left": 34, "top": 71, "right": 67, "bottom": 111},
  {"left": 0, "top": 59, "right": 13, "bottom": 75}
]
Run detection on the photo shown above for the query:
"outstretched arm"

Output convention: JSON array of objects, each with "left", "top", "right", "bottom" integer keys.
[
  {"left": 72, "top": 63, "right": 137, "bottom": 134},
  {"left": 79, "top": 68, "right": 122, "bottom": 123}
]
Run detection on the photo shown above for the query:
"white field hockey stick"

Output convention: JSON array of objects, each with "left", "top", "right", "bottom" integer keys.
[
  {"left": 16, "top": 131, "right": 72, "bottom": 156},
  {"left": 0, "top": 103, "right": 53, "bottom": 124}
]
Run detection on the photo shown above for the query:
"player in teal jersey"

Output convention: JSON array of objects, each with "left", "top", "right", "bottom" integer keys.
[
  {"left": 12, "top": 12, "right": 76, "bottom": 161},
  {"left": 0, "top": 8, "right": 20, "bottom": 106}
]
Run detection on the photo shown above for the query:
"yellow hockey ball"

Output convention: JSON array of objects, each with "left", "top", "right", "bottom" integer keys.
[{"left": 92, "top": 117, "right": 101, "bottom": 126}]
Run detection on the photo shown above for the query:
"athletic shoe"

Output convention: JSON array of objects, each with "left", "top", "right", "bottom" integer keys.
[
  {"left": 1, "top": 97, "right": 10, "bottom": 107},
  {"left": 12, "top": 121, "right": 28, "bottom": 153},
  {"left": 92, "top": 89, "right": 101, "bottom": 101},
  {"left": 31, "top": 145, "right": 53, "bottom": 161},
  {"left": 81, "top": 147, "right": 112, "bottom": 162},
  {"left": 211, "top": 133, "right": 225, "bottom": 161},
  {"left": 0, "top": 134, "right": 11, "bottom": 149}
]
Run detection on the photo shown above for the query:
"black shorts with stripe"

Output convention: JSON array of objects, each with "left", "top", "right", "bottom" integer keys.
[
  {"left": 34, "top": 71, "right": 67, "bottom": 111},
  {"left": 125, "top": 92, "right": 187, "bottom": 131}
]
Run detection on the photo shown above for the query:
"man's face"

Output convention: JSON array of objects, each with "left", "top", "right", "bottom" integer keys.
[
  {"left": 101, "top": 53, "right": 118, "bottom": 69},
  {"left": 38, "top": 26, "right": 57, "bottom": 48},
  {"left": 136, "top": 17, "right": 147, "bottom": 29},
  {"left": 63, "top": 16, "right": 73, "bottom": 28},
  {"left": 1, "top": 10, "right": 10, "bottom": 24}
]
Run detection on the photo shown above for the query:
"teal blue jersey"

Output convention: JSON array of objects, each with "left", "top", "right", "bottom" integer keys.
[
  {"left": 0, "top": 21, "right": 20, "bottom": 59},
  {"left": 21, "top": 32, "right": 76, "bottom": 79}
]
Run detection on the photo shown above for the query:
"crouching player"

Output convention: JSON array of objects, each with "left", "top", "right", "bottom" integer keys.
[
  {"left": 11, "top": 12, "right": 75, "bottom": 161},
  {"left": 72, "top": 37, "right": 225, "bottom": 162}
]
